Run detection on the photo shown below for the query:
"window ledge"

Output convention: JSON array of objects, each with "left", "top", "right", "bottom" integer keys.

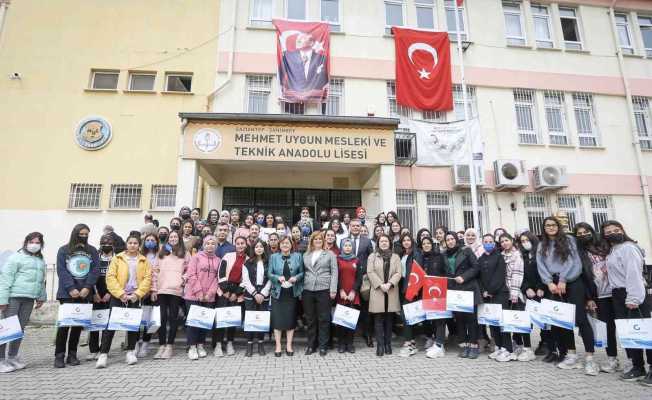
[
  {"left": 84, "top": 88, "right": 118, "bottom": 93},
  {"left": 246, "top": 25, "right": 275, "bottom": 31},
  {"left": 148, "top": 208, "right": 175, "bottom": 212},
  {"left": 66, "top": 208, "right": 103, "bottom": 212},
  {"left": 107, "top": 208, "right": 144, "bottom": 212},
  {"left": 507, "top": 43, "right": 533, "bottom": 50},
  {"left": 564, "top": 48, "right": 590, "bottom": 55},
  {"left": 622, "top": 52, "right": 645, "bottom": 59},
  {"left": 578, "top": 145, "right": 606, "bottom": 150},
  {"left": 161, "top": 91, "right": 194, "bottom": 95},
  {"left": 535, "top": 46, "right": 562, "bottom": 52},
  {"left": 641, "top": 147, "right": 652, "bottom": 152},
  {"left": 518, "top": 142, "right": 546, "bottom": 147},
  {"left": 383, "top": 33, "right": 395, "bottom": 38},
  {"left": 330, "top": 30, "right": 345, "bottom": 35},
  {"left": 123, "top": 89, "right": 157, "bottom": 94},
  {"left": 548, "top": 143, "right": 575, "bottom": 149}
]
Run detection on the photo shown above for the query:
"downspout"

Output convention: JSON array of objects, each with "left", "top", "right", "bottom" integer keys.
[
  {"left": 206, "top": 0, "right": 237, "bottom": 111},
  {"left": 608, "top": 0, "right": 652, "bottom": 250},
  {"left": 0, "top": 1, "right": 10, "bottom": 52},
  {"left": 176, "top": 117, "right": 189, "bottom": 214}
]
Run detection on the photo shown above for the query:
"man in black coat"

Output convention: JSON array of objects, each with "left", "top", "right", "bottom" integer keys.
[{"left": 348, "top": 219, "right": 374, "bottom": 347}]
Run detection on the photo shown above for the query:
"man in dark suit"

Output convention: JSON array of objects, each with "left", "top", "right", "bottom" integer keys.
[
  {"left": 280, "top": 32, "right": 328, "bottom": 99},
  {"left": 348, "top": 219, "right": 375, "bottom": 347}
]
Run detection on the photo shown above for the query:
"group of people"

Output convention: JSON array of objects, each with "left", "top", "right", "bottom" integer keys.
[{"left": 0, "top": 205, "right": 650, "bottom": 387}]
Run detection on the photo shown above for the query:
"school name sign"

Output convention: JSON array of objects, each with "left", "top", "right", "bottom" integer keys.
[{"left": 184, "top": 123, "right": 395, "bottom": 164}]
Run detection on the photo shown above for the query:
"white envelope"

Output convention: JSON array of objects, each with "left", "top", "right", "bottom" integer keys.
[
  {"left": 477, "top": 303, "right": 502, "bottom": 326},
  {"left": 57, "top": 303, "right": 93, "bottom": 327},
  {"left": 107, "top": 307, "right": 143, "bottom": 332},
  {"left": 402, "top": 300, "right": 426, "bottom": 325},
  {"left": 243, "top": 311, "right": 270, "bottom": 332},
  {"left": 332, "top": 304, "right": 360, "bottom": 330},
  {"left": 214, "top": 306, "right": 242, "bottom": 328},
  {"left": 615, "top": 318, "right": 652, "bottom": 349},
  {"left": 525, "top": 300, "right": 549, "bottom": 330},
  {"left": 501, "top": 310, "right": 532, "bottom": 334},
  {"left": 88, "top": 309, "right": 110, "bottom": 332},
  {"left": 186, "top": 305, "right": 217, "bottom": 330},
  {"left": 446, "top": 290, "right": 474, "bottom": 313},
  {"left": 540, "top": 299, "right": 575, "bottom": 330},
  {"left": 0, "top": 315, "right": 24, "bottom": 346}
]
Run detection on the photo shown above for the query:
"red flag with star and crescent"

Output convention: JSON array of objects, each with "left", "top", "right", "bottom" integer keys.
[
  {"left": 405, "top": 261, "right": 426, "bottom": 301},
  {"left": 273, "top": 19, "right": 330, "bottom": 103},
  {"left": 422, "top": 276, "right": 448, "bottom": 311},
  {"left": 392, "top": 27, "right": 453, "bottom": 111}
]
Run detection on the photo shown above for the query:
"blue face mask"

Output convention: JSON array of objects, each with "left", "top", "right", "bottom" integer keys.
[
  {"left": 483, "top": 243, "right": 496, "bottom": 253},
  {"left": 164, "top": 243, "right": 173, "bottom": 252},
  {"left": 144, "top": 241, "right": 157, "bottom": 250},
  {"left": 256, "top": 217, "right": 264, "bottom": 225}
]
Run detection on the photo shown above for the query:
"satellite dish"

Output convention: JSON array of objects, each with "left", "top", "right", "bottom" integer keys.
[{"left": 542, "top": 167, "right": 560, "bottom": 185}]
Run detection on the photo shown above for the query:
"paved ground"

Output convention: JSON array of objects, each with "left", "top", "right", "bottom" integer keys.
[{"left": 1, "top": 326, "right": 650, "bottom": 400}]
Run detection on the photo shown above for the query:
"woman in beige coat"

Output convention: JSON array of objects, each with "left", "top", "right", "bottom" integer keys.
[{"left": 366, "top": 234, "right": 401, "bottom": 357}]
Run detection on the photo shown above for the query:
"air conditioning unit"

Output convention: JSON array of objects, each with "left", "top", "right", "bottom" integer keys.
[
  {"left": 494, "top": 159, "right": 528, "bottom": 190},
  {"left": 453, "top": 163, "right": 486, "bottom": 188},
  {"left": 533, "top": 165, "right": 568, "bottom": 191}
]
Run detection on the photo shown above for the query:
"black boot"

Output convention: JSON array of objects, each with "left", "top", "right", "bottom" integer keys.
[
  {"left": 384, "top": 343, "right": 392, "bottom": 355},
  {"left": 366, "top": 336, "right": 374, "bottom": 348},
  {"left": 338, "top": 343, "right": 346, "bottom": 353},
  {"left": 376, "top": 345, "right": 384, "bottom": 356},
  {"left": 257, "top": 341, "right": 266, "bottom": 356},
  {"left": 245, "top": 342, "right": 253, "bottom": 357},
  {"left": 66, "top": 352, "right": 80, "bottom": 366},
  {"left": 54, "top": 353, "right": 65, "bottom": 368}
]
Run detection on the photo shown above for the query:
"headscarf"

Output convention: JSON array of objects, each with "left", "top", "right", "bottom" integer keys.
[
  {"left": 464, "top": 228, "right": 483, "bottom": 258},
  {"left": 338, "top": 238, "right": 356, "bottom": 261}
]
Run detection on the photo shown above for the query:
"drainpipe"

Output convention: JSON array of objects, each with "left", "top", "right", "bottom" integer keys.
[
  {"left": 608, "top": 0, "right": 652, "bottom": 249},
  {"left": 206, "top": 0, "right": 237, "bottom": 111},
  {"left": 0, "top": 1, "right": 10, "bottom": 51}
]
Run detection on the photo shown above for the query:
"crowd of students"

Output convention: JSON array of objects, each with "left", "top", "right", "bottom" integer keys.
[{"left": 0, "top": 205, "right": 650, "bottom": 387}]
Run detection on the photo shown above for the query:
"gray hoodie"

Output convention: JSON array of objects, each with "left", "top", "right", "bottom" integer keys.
[
  {"left": 536, "top": 235, "right": 582, "bottom": 284},
  {"left": 605, "top": 241, "right": 647, "bottom": 306}
]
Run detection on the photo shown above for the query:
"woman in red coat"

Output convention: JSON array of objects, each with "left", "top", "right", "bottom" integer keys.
[{"left": 336, "top": 238, "right": 360, "bottom": 354}]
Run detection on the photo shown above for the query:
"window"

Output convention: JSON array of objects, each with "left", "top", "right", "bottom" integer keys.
[
  {"left": 422, "top": 110, "right": 447, "bottom": 122},
  {"left": 461, "top": 193, "right": 488, "bottom": 234},
  {"left": 544, "top": 90, "right": 569, "bottom": 145},
  {"left": 322, "top": 78, "right": 343, "bottom": 116},
  {"left": 556, "top": 194, "right": 582, "bottom": 228},
  {"left": 559, "top": 7, "right": 582, "bottom": 50},
  {"left": 68, "top": 183, "right": 102, "bottom": 209},
  {"left": 615, "top": 13, "right": 634, "bottom": 55},
  {"left": 633, "top": 96, "right": 652, "bottom": 150},
  {"left": 90, "top": 70, "right": 119, "bottom": 90},
  {"left": 639, "top": 16, "right": 652, "bottom": 57},
  {"left": 321, "top": 0, "right": 340, "bottom": 32},
  {"left": 416, "top": 0, "right": 435, "bottom": 30},
  {"left": 427, "top": 191, "right": 453, "bottom": 233},
  {"left": 503, "top": 1, "right": 525, "bottom": 46},
  {"left": 385, "top": 0, "right": 404, "bottom": 35},
  {"left": 387, "top": 81, "right": 413, "bottom": 127},
  {"left": 165, "top": 73, "right": 192, "bottom": 92},
  {"left": 109, "top": 184, "right": 143, "bottom": 209},
  {"left": 573, "top": 93, "right": 600, "bottom": 147},
  {"left": 531, "top": 4, "right": 553, "bottom": 48},
  {"left": 524, "top": 193, "right": 550, "bottom": 236},
  {"left": 246, "top": 75, "right": 272, "bottom": 113},
  {"left": 590, "top": 195, "right": 613, "bottom": 232},
  {"left": 150, "top": 185, "right": 177, "bottom": 209},
  {"left": 286, "top": 0, "right": 306, "bottom": 20},
  {"left": 514, "top": 88, "right": 540, "bottom": 144},
  {"left": 128, "top": 72, "right": 155, "bottom": 91},
  {"left": 282, "top": 101, "right": 305, "bottom": 114},
  {"left": 396, "top": 189, "right": 417, "bottom": 234},
  {"left": 452, "top": 84, "right": 477, "bottom": 121},
  {"left": 445, "top": 0, "right": 467, "bottom": 41},
  {"left": 250, "top": 0, "right": 273, "bottom": 26}
]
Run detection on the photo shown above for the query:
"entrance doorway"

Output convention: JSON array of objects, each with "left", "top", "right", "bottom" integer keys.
[{"left": 222, "top": 187, "right": 362, "bottom": 226}]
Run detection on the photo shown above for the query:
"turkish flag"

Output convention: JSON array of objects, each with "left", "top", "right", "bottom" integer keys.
[
  {"left": 405, "top": 261, "right": 425, "bottom": 301},
  {"left": 457, "top": 0, "right": 464, "bottom": 6},
  {"left": 392, "top": 27, "right": 453, "bottom": 111},
  {"left": 422, "top": 276, "right": 448, "bottom": 311}
]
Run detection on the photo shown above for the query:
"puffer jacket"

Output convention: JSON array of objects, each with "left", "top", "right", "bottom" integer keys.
[{"left": 0, "top": 250, "right": 47, "bottom": 304}]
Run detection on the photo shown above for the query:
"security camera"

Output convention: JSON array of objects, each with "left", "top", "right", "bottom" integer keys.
[{"left": 9, "top": 72, "right": 22, "bottom": 80}]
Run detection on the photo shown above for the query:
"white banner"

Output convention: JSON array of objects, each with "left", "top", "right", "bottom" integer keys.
[
  {"left": 501, "top": 310, "right": 532, "bottom": 334},
  {"left": 107, "top": 307, "right": 143, "bottom": 332},
  {"left": 477, "top": 303, "right": 502, "bottom": 326},
  {"left": 88, "top": 309, "right": 110, "bottom": 332},
  {"left": 0, "top": 315, "right": 24, "bottom": 346},
  {"left": 186, "top": 305, "right": 217, "bottom": 330},
  {"left": 332, "top": 305, "right": 360, "bottom": 330},
  {"left": 243, "top": 311, "right": 270, "bottom": 332},
  {"left": 588, "top": 315, "right": 607, "bottom": 348},
  {"left": 615, "top": 318, "right": 652, "bottom": 349},
  {"left": 446, "top": 290, "right": 474, "bottom": 313},
  {"left": 214, "top": 306, "right": 242, "bottom": 329},
  {"left": 57, "top": 303, "right": 93, "bottom": 327},
  {"left": 409, "top": 118, "right": 483, "bottom": 166},
  {"left": 402, "top": 300, "right": 426, "bottom": 325}
]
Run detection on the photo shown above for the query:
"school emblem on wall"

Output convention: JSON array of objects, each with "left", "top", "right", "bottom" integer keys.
[
  {"left": 193, "top": 128, "right": 222, "bottom": 153},
  {"left": 75, "top": 116, "right": 112, "bottom": 150}
]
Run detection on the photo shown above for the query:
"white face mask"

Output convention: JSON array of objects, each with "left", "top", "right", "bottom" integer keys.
[
  {"left": 522, "top": 242, "right": 532, "bottom": 251},
  {"left": 26, "top": 243, "right": 41, "bottom": 253}
]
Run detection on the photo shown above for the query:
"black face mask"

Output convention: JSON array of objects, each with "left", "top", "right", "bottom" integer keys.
[
  {"left": 577, "top": 235, "right": 593, "bottom": 245},
  {"left": 100, "top": 245, "right": 113, "bottom": 254},
  {"left": 181, "top": 212, "right": 190, "bottom": 219},
  {"left": 78, "top": 236, "right": 88, "bottom": 245},
  {"left": 171, "top": 225, "right": 180, "bottom": 231},
  {"left": 605, "top": 233, "right": 625, "bottom": 244},
  {"left": 159, "top": 234, "right": 169, "bottom": 242}
]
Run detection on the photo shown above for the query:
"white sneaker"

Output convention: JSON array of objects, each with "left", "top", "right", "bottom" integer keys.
[
  {"left": 495, "top": 351, "right": 517, "bottom": 362},
  {"left": 425, "top": 343, "right": 445, "bottom": 359},
  {"left": 517, "top": 348, "right": 536, "bottom": 362},
  {"left": 153, "top": 345, "right": 166, "bottom": 359},
  {"left": 213, "top": 345, "right": 224, "bottom": 357},
  {"left": 188, "top": 346, "right": 199, "bottom": 360},
  {"left": 0, "top": 361, "right": 16, "bottom": 373},
  {"left": 557, "top": 354, "right": 581, "bottom": 369},
  {"left": 600, "top": 357, "right": 620, "bottom": 373},
  {"left": 95, "top": 354, "right": 108, "bottom": 369},
  {"left": 226, "top": 342, "right": 235, "bottom": 356},
  {"left": 125, "top": 350, "right": 138, "bottom": 365},
  {"left": 585, "top": 358, "right": 599, "bottom": 376},
  {"left": 488, "top": 347, "right": 503, "bottom": 360},
  {"left": 399, "top": 342, "right": 417, "bottom": 357},
  {"left": 197, "top": 344, "right": 208, "bottom": 358},
  {"left": 424, "top": 338, "right": 435, "bottom": 350},
  {"left": 86, "top": 352, "right": 98, "bottom": 361},
  {"left": 7, "top": 358, "right": 26, "bottom": 370},
  {"left": 513, "top": 346, "right": 524, "bottom": 357},
  {"left": 136, "top": 341, "right": 149, "bottom": 358}
]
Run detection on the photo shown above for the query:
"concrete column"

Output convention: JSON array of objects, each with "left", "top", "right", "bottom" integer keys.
[
  {"left": 175, "top": 159, "right": 198, "bottom": 212},
  {"left": 206, "top": 185, "right": 223, "bottom": 212},
  {"left": 378, "top": 164, "right": 397, "bottom": 212}
]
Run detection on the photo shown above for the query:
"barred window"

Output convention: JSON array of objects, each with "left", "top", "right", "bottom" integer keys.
[
  {"left": 633, "top": 96, "right": 652, "bottom": 150},
  {"left": 590, "top": 195, "right": 613, "bottom": 232},
  {"left": 396, "top": 189, "right": 417, "bottom": 234},
  {"left": 556, "top": 194, "right": 582, "bottom": 228},
  {"left": 514, "top": 88, "right": 540, "bottom": 144},
  {"left": 461, "top": 193, "right": 488, "bottom": 234},
  {"left": 110, "top": 184, "right": 142, "bottom": 209},
  {"left": 68, "top": 183, "right": 102, "bottom": 209},
  {"left": 453, "top": 84, "right": 477, "bottom": 121},
  {"left": 387, "top": 81, "right": 413, "bottom": 129},
  {"left": 544, "top": 91, "right": 569, "bottom": 145},
  {"left": 322, "top": 78, "right": 344, "bottom": 116},
  {"left": 282, "top": 101, "right": 305, "bottom": 115},
  {"left": 150, "top": 185, "right": 176, "bottom": 209},
  {"left": 246, "top": 75, "right": 272, "bottom": 113},
  {"left": 524, "top": 193, "right": 550, "bottom": 236},
  {"left": 573, "top": 93, "right": 600, "bottom": 147},
  {"left": 427, "top": 192, "right": 452, "bottom": 233}
]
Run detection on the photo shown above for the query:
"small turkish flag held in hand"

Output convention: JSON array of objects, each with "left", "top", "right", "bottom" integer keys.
[
  {"left": 422, "top": 276, "right": 448, "bottom": 311},
  {"left": 405, "top": 261, "right": 426, "bottom": 301},
  {"left": 392, "top": 27, "right": 453, "bottom": 111}
]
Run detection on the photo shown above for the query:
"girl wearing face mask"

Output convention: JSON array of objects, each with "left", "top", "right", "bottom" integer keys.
[
  {"left": 87, "top": 234, "right": 116, "bottom": 361},
  {"left": 151, "top": 230, "right": 189, "bottom": 360},
  {"left": 179, "top": 206, "right": 192, "bottom": 222},
  {"left": 241, "top": 240, "right": 271, "bottom": 357},
  {"left": 169, "top": 218, "right": 182, "bottom": 233},
  {"left": 335, "top": 239, "right": 360, "bottom": 354},
  {"left": 157, "top": 227, "right": 170, "bottom": 245},
  {"left": 574, "top": 222, "right": 618, "bottom": 374},
  {"left": 601, "top": 220, "right": 652, "bottom": 384},
  {"left": 214, "top": 236, "right": 248, "bottom": 357},
  {"left": 0, "top": 232, "right": 47, "bottom": 373},
  {"left": 133, "top": 233, "right": 159, "bottom": 357},
  {"left": 54, "top": 224, "right": 100, "bottom": 368}
]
